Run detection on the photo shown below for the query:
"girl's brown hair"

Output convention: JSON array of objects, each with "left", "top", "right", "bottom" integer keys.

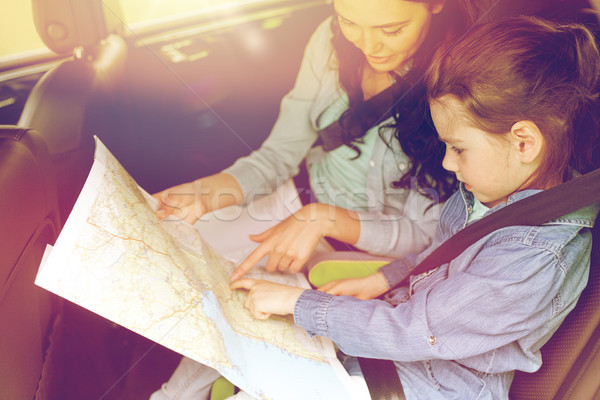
[{"left": 426, "top": 16, "right": 600, "bottom": 189}]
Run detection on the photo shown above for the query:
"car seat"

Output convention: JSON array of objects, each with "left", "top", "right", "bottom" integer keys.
[
  {"left": 509, "top": 4, "right": 600, "bottom": 398},
  {"left": 0, "top": 126, "right": 61, "bottom": 399},
  {"left": 18, "top": 0, "right": 127, "bottom": 224},
  {"left": 14, "top": 2, "right": 153, "bottom": 398},
  {"left": 509, "top": 219, "right": 600, "bottom": 399}
]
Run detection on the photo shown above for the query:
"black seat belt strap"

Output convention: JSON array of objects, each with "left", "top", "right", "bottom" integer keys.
[
  {"left": 390, "top": 167, "right": 600, "bottom": 291},
  {"left": 357, "top": 357, "right": 406, "bottom": 400},
  {"left": 317, "top": 80, "right": 407, "bottom": 152},
  {"left": 358, "top": 167, "right": 600, "bottom": 399}
]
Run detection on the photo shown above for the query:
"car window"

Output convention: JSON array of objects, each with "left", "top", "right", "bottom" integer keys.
[
  {"left": 0, "top": 2, "right": 46, "bottom": 61},
  {"left": 0, "top": 0, "right": 296, "bottom": 63},
  {"left": 121, "top": 0, "right": 284, "bottom": 26}
]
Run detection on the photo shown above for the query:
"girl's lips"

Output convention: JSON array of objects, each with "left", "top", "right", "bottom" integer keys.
[{"left": 464, "top": 183, "right": 472, "bottom": 191}]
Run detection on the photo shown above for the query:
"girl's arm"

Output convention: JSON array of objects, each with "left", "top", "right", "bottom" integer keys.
[
  {"left": 295, "top": 242, "right": 573, "bottom": 365},
  {"left": 234, "top": 235, "right": 586, "bottom": 371},
  {"left": 230, "top": 279, "right": 305, "bottom": 319}
]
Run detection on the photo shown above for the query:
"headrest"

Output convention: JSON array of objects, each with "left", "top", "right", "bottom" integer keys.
[
  {"left": 590, "top": 0, "right": 600, "bottom": 23},
  {"left": 32, "top": 0, "right": 124, "bottom": 55}
]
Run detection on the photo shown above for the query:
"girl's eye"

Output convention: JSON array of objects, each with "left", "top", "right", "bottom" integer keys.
[
  {"left": 450, "top": 146, "right": 464, "bottom": 155},
  {"left": 445, "top": 143, "right": 464, "bottom": 155}
]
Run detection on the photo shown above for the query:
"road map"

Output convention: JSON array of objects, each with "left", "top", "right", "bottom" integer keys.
[{"left": 35, "top": 137, "right": 360, "bottom": 400}]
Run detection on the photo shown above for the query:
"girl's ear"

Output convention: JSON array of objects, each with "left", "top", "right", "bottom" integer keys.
[
  {"left": 431, "top": 0, "right": 446, "bottom": 14},
  {"left": 510, "top": 121, "right": 544, "bottom": 165}
]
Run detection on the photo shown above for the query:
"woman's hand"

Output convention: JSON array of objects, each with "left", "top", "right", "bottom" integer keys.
[
  {"left": 152, "top": 173, "right": 243, "bottom": 225},
  {"left": 230, "top": 279, "right": 304, "bottom": 319},
  {"left": 152, "top": 180, "right": 205, "bottom": 225},
  {"left": 230, "top": 203, "right": 360, "bottom": 281},
  {"left": 231, "top": 204, "right": 330, "bottom": 280},
  {"left": 318, "top": 272, "right": 390, "bottom": 300}
]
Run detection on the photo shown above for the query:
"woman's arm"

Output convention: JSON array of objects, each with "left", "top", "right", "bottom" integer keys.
[
  {"left": 223, "top": 18, "right": 336, "bottom": 205},
  {"left": 154, "top": 18, "right": 336, "bottom": 220},
  {"left": 348, "top": 130, "right": 446, "bottom": 259},
  {"left": 230, "top": 202, "right": 360, "bottom": 280},
  {"left": 152, "top": 172, "right": 242, "bottom": 224},
  {"left": 354, "top": 178, "right": 442, "bottom": 258}
]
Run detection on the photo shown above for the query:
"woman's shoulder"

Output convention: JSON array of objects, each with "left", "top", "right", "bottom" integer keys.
[
  {"left": 311, "top": 16, "right": 334, "bottom": 42},
  {"left": 304, "top": 16, "right": 335, "bottom": 57},
  {"left": 299, "top": 16, "right": 339, "bottom": 83}
]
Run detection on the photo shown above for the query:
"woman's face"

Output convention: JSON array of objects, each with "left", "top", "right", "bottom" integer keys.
[{"left": 334, "top": 0, "right": 444, "bottom": 73}]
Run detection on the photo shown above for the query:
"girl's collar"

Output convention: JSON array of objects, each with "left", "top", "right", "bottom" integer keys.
[{"left": 458, "top": 174, "right": 598, "bottom": 226}]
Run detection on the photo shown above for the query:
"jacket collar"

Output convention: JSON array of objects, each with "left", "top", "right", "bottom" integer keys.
[{"left": 458, "top": 181, "right": 598, "bottom": 229}]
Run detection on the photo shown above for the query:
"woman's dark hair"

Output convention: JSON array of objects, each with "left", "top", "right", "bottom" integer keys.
[
  {"left": 330, "top": 0, "right": 484, "bottom": 202},
  {"left": 426, "top": 16, "right": 600, "bottom": 189}
]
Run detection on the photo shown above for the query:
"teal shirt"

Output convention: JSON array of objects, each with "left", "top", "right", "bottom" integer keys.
[
  {"left": 467, "top": 196, "right": 490, "bottom": 223},
  {"left": 308, "top": 94, "right": 379, "bottom": 210}
]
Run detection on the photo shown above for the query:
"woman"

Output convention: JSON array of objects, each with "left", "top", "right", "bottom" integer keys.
[{"left": 154, "top": 0, "right": 480, "bottom": 279}]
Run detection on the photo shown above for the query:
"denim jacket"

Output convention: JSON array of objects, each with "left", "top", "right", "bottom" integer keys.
[
  {"left": 295, "top": 184, "right": 598, "bottom": 399},
  {"left": 224, "top": 17, "right": 440, "bottom": 258}
]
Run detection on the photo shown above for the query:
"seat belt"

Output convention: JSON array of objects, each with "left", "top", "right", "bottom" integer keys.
[
  {"left": 357, "top": 167, "right": 600, "bottom": 400},
  {"left": 317, "top": 79, "right": 411, "bottom": 151}
]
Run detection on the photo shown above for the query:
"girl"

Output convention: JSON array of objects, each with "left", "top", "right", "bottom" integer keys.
[
  {"left": 153, "top": 0, "right": 481, "bottom": 279},
  {"left": 231, "top": 16, "right": 600, "bottom": 399}
]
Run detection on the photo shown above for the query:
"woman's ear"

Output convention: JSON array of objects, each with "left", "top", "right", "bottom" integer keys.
[{"left": 510, "top": 120, "right": 544, "bottom": 165}]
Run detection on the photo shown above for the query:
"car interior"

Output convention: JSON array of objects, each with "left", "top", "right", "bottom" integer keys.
[{"left": 0, "top": 0, "right": 599, "bottom": 399}]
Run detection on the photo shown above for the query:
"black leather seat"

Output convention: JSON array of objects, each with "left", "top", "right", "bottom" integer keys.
[
  {"left": 19, "top": 0, "right": 127, "bottom": 224},
  {"left": 13, "top": 3, "right": 180, "bottom": 398},
  {"left": 0, "top": 126, "right": 61, "bottom": 399}
]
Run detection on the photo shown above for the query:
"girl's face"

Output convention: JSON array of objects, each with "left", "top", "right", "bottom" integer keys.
[
  {"left": 430, "top": 96, "right": 533, "bottom": 208},
  {"left": 334, "top": 0, "right": 444, "bottom": 73}
]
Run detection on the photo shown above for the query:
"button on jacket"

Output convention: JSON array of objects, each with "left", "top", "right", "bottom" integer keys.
[{"left": 295, "top": 184, "right": 598, "bottom": 399}]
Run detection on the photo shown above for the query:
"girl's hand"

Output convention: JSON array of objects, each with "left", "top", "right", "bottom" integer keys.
[
  {"left": 230, "top": 279, "right": 304, "bottom": 319},
  {"left": 318, "top": 272, "right": 390, "bottom": 300},
  {"left": 231, "top": 204, "right": 335, "bottom": 281}
]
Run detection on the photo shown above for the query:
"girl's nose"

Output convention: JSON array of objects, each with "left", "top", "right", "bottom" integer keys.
[{"left": 442, "top": 150, "right": 457, "bottom": 172}]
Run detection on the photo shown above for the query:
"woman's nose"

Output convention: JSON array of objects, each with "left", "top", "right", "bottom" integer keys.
[{"left": 357, "top": 29, "right": 383, "bottom": 55}]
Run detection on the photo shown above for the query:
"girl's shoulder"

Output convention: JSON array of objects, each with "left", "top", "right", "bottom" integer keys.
[
  {"left": 438, "top": 188, "right": 597, "bottom": 253},
  {"left": 477, "top": 203, "right": 597, "bottom": 270}
]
